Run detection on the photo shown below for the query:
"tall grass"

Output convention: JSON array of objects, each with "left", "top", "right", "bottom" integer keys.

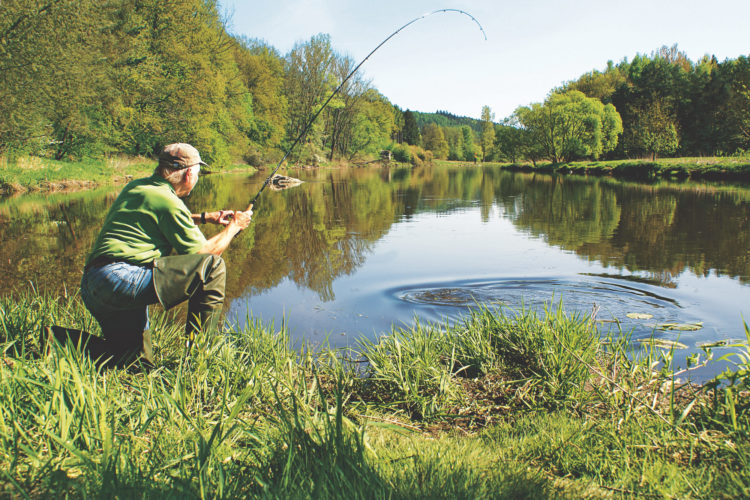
[{"left": 0, "top": 291, "right": 748, "bottom": 497}]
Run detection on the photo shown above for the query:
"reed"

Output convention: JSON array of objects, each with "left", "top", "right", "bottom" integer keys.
[{"left": 0, "top": 291, "right": 748, "bottom": 498}]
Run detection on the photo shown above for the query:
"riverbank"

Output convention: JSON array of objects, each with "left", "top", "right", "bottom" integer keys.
[
  {"left": 0, "top": 156, "right": 258, "bottom": 195},
  {"left": 1, "top": 291, "right": 748, "bottom": 498},
  {"left": 6, "top": 155, "right": 750, "bottom": 197},
  {"left": 486, "top": 157, "right": 750, "bottom": 182}
]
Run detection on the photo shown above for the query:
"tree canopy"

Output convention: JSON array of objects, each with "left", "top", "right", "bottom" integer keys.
[{"left": 515, "top": 91, "right": 623, "bottom": 163}]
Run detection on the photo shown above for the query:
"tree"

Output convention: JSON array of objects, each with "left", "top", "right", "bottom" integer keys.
[
  {"left": 0, "top": 1, "right": 105, "bottom": 155},
  {"left": 515, "top": 90, "right": 623, "bottom": 163},
  {"left": 444, "top": 127, "right": 463, "bottom": 160},
  {"left": 726, "top": 56, "right": 750, "bottom": 150},
  {"left": 284, "top": 33, "right": 335, "bottom": 162},
  {"left": 479, "top": 105, "right": 495, "bottom": 161},
  {"left": 233, "top": 38, "right": 287, "bottom": 150},
  {"left": 565, "top": 61, "right": 626, "bottom": 103},
  {"left": 402, "top": 110, "right": 420, "bottom": 145},
  {"left": 461, "top": 126, "right": 475, "bottom": 161},
  {"left": 623, "top": 100, "right": 679, "bottom": 159},
  {"left": 323, "top": 54, "right": 369, "bottom": 160},
  {"left": 494, "top": 118, "right": 525, "bottom": 163},
  {"left": 421, "top": 123, "right": 448, "bottom": 159},
  {"left": 346, "top": 90, "right": 396, "bottom": 159}
]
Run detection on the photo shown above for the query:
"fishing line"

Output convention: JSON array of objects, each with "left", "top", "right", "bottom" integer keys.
[{"left": 244, "top": 8, "right": 486, "bottom": 214}]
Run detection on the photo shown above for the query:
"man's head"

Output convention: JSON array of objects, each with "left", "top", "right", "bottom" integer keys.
[{"left": 156, "top": 143, "right": 207, "bottom": 196}]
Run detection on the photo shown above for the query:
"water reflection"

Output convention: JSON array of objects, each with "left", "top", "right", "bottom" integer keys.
[{"left": 2, "top": 165, "right": 750, "bottom": 379}]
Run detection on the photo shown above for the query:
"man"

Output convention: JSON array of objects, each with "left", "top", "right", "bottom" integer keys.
[{"left": 72, "top": 143, "right": 252, "bottom": 367}]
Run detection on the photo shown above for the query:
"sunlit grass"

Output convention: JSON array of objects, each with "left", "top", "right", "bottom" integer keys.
[
  {"left": 0, "top": 156, "right": 258, "bottom": 194},
  {"left": 0, "top": 291, "right": 748, "bottom": 498}
]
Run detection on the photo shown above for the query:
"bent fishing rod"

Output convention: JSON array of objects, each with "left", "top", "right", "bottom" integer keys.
[{"left": 243, "top": 8, "right": 486, "bottom": 214}]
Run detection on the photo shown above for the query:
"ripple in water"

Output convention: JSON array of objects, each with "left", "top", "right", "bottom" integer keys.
[{"left": 394, "top": 276, "right": 678, "bottom": 314}]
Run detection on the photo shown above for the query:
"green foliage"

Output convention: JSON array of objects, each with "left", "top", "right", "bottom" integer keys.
[
  {"left": 232, "top": 38, "right": 288, "bottom": 151},
  {"left": 515, "top": 90, "right": 623, "bottom": 163},
  {"left": 401, "top": 110, "right": 420, "bottom": 146},
  {"left": 0, "top": 5, "right": 406, "bottom": 168},
  {"left": 493, "top": 119, "right": 525, "bottom": 163},
  {"left": 460, "top": 125, "right": 476, "bottom": 161},
  {"left": 479, "top": 105, "right": 495, "bottom": 161},
  {"left": 390, "top": 143, "right": 412, "bottom": 163},
  {"left": 413, "top": 110, "right": 483, "bottom": 134},
  {"left": 421, "top": 123, "right": 449, "bottom": 159}
]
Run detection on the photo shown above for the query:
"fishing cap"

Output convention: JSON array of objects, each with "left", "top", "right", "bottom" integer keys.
[{"left": 158, "top": 143, "right": 208, "bottom": 170}]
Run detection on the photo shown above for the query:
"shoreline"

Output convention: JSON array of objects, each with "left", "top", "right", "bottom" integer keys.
[
  {"left": 493, "top": 157, "right": 750, "bottom": 182},
  {"left": 0, "top": 155, "right": 260, "bottom": 196},
  {"left": 5, "top": 155, "right": 750, "bottom": 197}
]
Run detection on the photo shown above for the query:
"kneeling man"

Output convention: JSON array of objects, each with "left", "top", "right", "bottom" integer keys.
[{"left": 76, "top": 143, "right": 252, "bottom": 366}]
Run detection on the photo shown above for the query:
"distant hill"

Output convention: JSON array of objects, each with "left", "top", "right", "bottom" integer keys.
[{"left": 412, "top": 110, "right": 483, "bottom": 134}]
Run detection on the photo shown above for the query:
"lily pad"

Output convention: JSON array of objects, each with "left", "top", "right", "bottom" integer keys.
[
  {"left": 636, "top": 339, "right": 688, "bottom": 349},
  {"left": 626, "top": 312, "right": 654, "bottom": 320},
  {"left": 697, "top": 339, "right": 745, "bottom": 348},
  {"left": 646, "top": 322, "right": 703, "bottom": 332}
]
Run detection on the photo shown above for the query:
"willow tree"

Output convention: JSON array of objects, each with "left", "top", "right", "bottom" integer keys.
[{"left": 515, "top": 90, "right": 623, "bottom": 163}]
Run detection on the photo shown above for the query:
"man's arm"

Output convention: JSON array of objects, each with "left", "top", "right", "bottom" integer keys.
[
  {"left": 191, "top": 211, "right": 231, "bottom": 225},
  {"left": 198, "top": 210, "right": 252, "bottom": 256}
]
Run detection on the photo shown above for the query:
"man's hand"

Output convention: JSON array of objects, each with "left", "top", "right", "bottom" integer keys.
[
  {"left": 198, "top": 209, "right": 253, "bottom": 256},
  {"left": 205, "top": 211, "right": 232, "bottom": 225},
  {"left": 227, "top": 210, "right": 252, "bottom": 232}
]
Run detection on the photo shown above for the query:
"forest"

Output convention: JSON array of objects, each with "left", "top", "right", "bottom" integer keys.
[{"left": 1, "top": 1, "right": 749, "bottom": 169}]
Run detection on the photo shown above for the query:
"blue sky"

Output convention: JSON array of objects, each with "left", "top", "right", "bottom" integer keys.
[{"left": 220, "top": 0, "right": 749, "bottom": 120}]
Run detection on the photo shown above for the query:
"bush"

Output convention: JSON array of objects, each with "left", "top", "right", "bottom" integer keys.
[
  {"left": 391, "top": 143, "right": 411, "bottom": 163},
  {"left": 243, "top": 151, "right": 263, "bottom": 167}
]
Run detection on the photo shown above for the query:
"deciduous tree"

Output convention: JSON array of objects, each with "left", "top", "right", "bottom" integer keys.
[
  {"left": 479, "top": 105, "right": 495, "bottom": 161},
  {"left": 515, "top": 90, "right": 623, "bottom": 163},
  {"left": 421, "top": 123, "right": 448, "bottom": 159}
]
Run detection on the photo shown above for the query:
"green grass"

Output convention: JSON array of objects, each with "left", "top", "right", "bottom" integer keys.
[
  {"left": 0, "top": 156, "right": 257, "bottom": 194},
  {"left": 0, "top": 156, "right": 155, "bottom": 194},
  {"left": 1, "top": 291, "right": 748, "bottom": 498}
]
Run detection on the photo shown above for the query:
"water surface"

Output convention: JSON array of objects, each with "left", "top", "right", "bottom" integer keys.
[{"left": 2, "top": 165, "right": 749, "bottom": 380}]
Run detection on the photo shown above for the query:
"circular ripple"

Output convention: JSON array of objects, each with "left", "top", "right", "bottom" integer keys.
[{"left": 397, "top": 287, "right": 506, "bottom": 306}]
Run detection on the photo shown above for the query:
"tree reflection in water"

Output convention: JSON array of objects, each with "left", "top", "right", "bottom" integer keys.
[{"left": 2, "top": 165, "right": 750, "bottom": 304}]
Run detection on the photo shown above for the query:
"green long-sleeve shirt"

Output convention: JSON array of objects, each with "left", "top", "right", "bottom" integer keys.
[{"left": 86, "top": 175, "right": 206, "bottom": 266}]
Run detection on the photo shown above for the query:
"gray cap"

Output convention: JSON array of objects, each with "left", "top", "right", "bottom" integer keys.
[{"left": 158, "top": 143, "right": 208, "bottom": 169}]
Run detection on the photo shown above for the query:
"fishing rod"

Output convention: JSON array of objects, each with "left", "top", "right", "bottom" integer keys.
[{"left": 244, "top": 8, "right": 486, "bottom": 214}]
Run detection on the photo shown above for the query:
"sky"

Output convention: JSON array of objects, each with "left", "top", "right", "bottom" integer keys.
[{"left": 219, "top": 0, "right": 750, "bottom": 120}]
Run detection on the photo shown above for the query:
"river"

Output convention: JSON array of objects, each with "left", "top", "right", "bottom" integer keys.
[{"left": 2, "top": 163, "right": 749, "bottom": 381}]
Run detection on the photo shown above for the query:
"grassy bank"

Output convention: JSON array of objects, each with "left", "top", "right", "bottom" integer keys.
[
  {"left": 0, "top": 156, "right": 258, "bottom": 195},
  {"left": 1, "top": 292, "right": 749, "bottom": 498},
  {"left": 490, "top": 157, "right": 750, "bottom": 182}
]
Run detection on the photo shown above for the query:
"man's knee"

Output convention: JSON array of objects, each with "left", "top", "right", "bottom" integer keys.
[
  {"left": 154, "top": 253, "right": 225, "bottom": 309},
  {"left": 205, "top": 254, "right": 226, "bottom": 278}
]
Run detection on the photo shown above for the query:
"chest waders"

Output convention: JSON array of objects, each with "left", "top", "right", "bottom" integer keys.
[
  {"left": 53, "top": 253, "right": 226, "bottom": 368},
  {"left": 152, "top": 253, "right": 227, "bottom": 349}
]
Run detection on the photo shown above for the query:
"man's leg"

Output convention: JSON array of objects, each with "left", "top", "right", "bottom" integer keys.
[
  {"left": 152, "top": 254, "right": 226, "bottom": 345},
  {"left": 80, "top": 262, "right": 158, "bottom": 366}
]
